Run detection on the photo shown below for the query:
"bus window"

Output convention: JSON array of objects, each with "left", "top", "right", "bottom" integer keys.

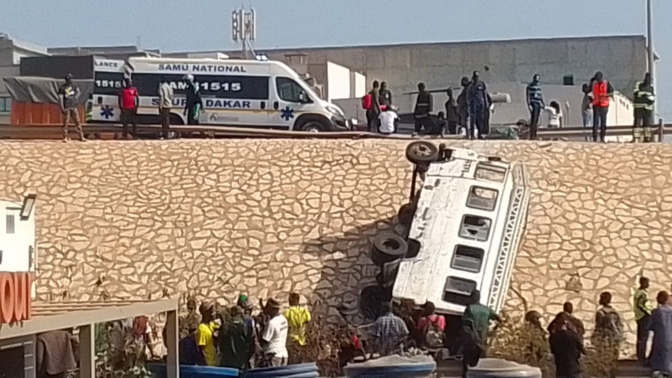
[
  {"left": 451, "top": 245, "right": 484, "bottom": 273},
  {"left": 459, "top": 215, "right": 491, "bottom": 242},
  {"left": 475, "top": 163, "right": 506, "bottom": 182},
  {"left": 466, "top": 186, "right": 498, "bottom": 211},
  {"left": 442, "top": 276, "right": 477, "bottom": 306}
]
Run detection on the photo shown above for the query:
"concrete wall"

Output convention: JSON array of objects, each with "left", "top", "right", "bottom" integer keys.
[
  {"left": 257, "top": 36, "right": 647, "bottom": 118},
  {"left": 0, "top": 139, "right": 670, "bottom": 356},
  {"left": 326, "top": 62, "right": 351, "bottom": 101},
  {"left": 0, "top": 65, "right": 18, "bottom": 124}
]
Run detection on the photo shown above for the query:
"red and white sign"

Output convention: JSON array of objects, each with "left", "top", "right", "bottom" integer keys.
[{"left": 0, "top": 272, "right": 33, "bottom": 324}]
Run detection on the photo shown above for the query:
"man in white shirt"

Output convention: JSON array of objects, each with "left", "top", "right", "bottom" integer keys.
[
  {"left": 378, "top": 105, "right": 398, "bottom": 135},
  {"left": 261, "top": 298, "right": 289, "bottom": 367},
  {"left": 158, "top": 77, "right": 174, "bottom": 139}
]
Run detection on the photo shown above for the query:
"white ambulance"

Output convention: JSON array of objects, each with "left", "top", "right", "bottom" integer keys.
[{"left": 88, "top": 57, "right": 351, "bottom": 132}]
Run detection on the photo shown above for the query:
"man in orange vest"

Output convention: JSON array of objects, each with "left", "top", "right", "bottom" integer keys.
[{"left": 590, "top": 71, "right": 614, "bottom": 142}]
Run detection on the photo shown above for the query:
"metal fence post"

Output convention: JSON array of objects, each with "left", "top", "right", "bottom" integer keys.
[{"left": 658, "top": 118, "right": 664, "bottom": 142}]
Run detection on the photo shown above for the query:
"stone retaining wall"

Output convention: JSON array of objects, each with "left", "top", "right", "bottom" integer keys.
[{"left": 1, "top": 139, "right": 670, "bottom": 354}]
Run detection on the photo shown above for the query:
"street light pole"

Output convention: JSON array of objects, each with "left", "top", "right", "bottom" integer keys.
[{"left": 646, "top": 0, "right": 656, "bottom": 117}]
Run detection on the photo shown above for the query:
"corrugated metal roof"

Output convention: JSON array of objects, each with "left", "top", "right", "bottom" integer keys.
[
  {"left": 31, "top": 300, "right": 157, "bottom": 318},
  {"left": 1, "top": 299, "right": 178, "bottom": 340}
]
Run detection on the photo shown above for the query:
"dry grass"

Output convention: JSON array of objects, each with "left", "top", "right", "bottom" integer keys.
[
  {"left": 94, "top": 322, "right": 152, "bottom": 378},
  {"left": 287, "top": 312, "right": 349, "bottom": 377}
]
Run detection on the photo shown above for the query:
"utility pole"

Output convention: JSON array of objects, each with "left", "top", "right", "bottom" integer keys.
[
  {"left": 646, "top": 0, "right": 655, "bottom": 117},
  {"left": 232, "top": 7, "right": 256, "bottom": 59}
]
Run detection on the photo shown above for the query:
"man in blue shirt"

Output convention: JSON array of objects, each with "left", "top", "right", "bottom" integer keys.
[
  {"left": 526, "top": 74, "right": 544, "bottom": 140},
  {"left": 467, "top": 71, "right": 488, "bottom": 140}
]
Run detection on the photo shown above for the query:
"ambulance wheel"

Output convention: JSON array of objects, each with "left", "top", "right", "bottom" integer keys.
[
  {"left": 406, "top": 141, "right": 439, "bottom": 165},
  {"left": 371, "top": 232, "right": 408, "bottom": 266},
  {"left": 297, "top": 118, "right": 329, "bottom": 133},
  {"left": 299, "top": 120, "right": 328, "bottom": 133}
]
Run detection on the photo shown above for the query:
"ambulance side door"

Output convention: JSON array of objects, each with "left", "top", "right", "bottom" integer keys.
[{"left": 269, "top": 77, "right": 313, "bottom": 130}]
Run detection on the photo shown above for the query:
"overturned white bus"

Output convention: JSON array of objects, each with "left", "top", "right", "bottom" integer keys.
[{"left": 372, "top": 141, "right": 530, "bottom": 316}]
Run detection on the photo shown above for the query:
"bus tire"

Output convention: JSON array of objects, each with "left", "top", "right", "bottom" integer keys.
[
  {"left": 371, "top": 232, "right": 408, "bottom": 266},
  {"left": 397, "top": 202, "right": 416, "bottom": 228},
  {"left": 296, "top": 116, "right": 329, "bottom": 132},
  {"left": 406, "top": 141, "right": 439, "bottom": 165}
]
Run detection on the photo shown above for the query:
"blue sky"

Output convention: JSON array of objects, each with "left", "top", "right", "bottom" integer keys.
[{"left": 2, "top": 0, "right": 670, "bottom": 117}]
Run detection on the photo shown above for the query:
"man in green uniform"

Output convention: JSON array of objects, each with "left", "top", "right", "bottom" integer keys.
[
  {"left": 461, "top": 290, "right": 501, "bottom": 377},
  {"left": 633, "top": 73, "right": 656, "bottom": 143}
]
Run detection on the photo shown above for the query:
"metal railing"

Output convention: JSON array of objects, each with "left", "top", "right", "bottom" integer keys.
[{"left": 0, "top": 119, "right": 667, "bottom": 141}]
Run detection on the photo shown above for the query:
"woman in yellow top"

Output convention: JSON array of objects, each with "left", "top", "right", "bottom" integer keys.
[
  {"left": 197, "top": 301, "right": 219, "bottom": 366},
  {"left": 283, "top": 293, "right": 312, "bottom": 346}
]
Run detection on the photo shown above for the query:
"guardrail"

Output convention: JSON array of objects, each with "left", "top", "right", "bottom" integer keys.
[{"left": 0, "top": 120, "right": 667, "bottom": 141}]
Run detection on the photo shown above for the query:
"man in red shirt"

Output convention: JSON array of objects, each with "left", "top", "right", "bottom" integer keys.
[{"left": 118, "top": 78, "right": 139, "bottom": 139}]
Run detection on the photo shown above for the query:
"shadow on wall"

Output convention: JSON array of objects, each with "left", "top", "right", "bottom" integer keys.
[{"left": 300, "top": 215, "right": 404, "bottom": 325}]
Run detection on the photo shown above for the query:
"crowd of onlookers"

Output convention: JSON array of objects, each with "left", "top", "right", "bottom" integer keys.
[
  {"left": 362, "top": 69, "right": 656, "bottom": 143},
  {"left": 363, "top": 71, "right": 494, "bottom": 139},
  {"left": 27, "top": 275, "right": 671, "bottom": 377},
  {"left": 155, "top": 293, "right": 312, "bottom": 370},
  {"left": 371, "top": 278, "right": 672, "bottom": 378}
]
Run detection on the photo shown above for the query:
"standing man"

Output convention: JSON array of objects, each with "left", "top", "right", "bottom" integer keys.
[
  {"left": 379, "top": 81, "right": 393, "bottom": 108},
  {"left": 592, "top": 291, "right": 624, "bottom": 372},
  {"left": 549, "top": 312, "right": 587, "bottom": 378},
  {"left": 467, "top": 71, "right": 488, "bottom": 140},
  {"left": 372, "top": 301, "right": 409, "bottom": 356},
  {"left": 183, "top": 74, "right": 203, "bottom": 125},
  {"left": 648, "top": 291, "right": 672, "bottom": 375},
  {"left": 365, "top": 80, "right": 382, "bottom": 132},
  {"left": 445, "top": 88, "right": 459, "bottom": 135},
  {"left": 590, "top": 71, "right": 614, "bottom": 142},
  {"left": 633, "top": 72, "right": 656, "bottom": 143},
  {"left": 158, "top": 76, "right": 174, "bottom": 139},
  {"left": 634, "top": 276, "right": 653, "bottom": 365},
  {"left": 284, "top": 292, "right": 312, "bottom": 349},
  {"left": 413, "top": 82, "right": 433, "bottom": 135},
  {"left": 526, "top": 74, "right": 544, "bottom": 140},
  {"left": 118, "top": 78, "right": 139, "bottom": 140},
  {"left": 219, "top": 306, "right": 253, "bottom": 370},
  {"left": 58, "top": 74, "right": 85, "bottom": 143},
  {"left": 197, "top": 301, "right": 219, "bottom": 366},
  {"left": 261, "top": 298, "right": 289, "bottom": 367},
  {"left": 461, "top": 290, "right": 500, "bottom": 377},
  {"left": 457, "top": 76, "right": 470, "bottom": 136},
  {"left": 581, "top": 84, "right": 593, "bottom": 141}
]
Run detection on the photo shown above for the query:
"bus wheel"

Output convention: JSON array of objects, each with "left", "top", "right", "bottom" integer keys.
[
  {"left": 406, "top": 141, "right": 439, "bottom": 165},
  {"left": 371, "top": 232, "right": 408, "bottom": 266}
]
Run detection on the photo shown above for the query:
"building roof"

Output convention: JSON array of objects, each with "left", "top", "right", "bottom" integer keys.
[
  {"left": 48, "top": 45, "right": 161, "bottom": 56},
  {"left": 0, "top": 298, "right": 178, "bottom": 340},
  {"left": 169, "top": 34, "right": 647, "bottom": 56},
  {"left": 0, "top": 33, "right": 49, "bottom": 55}
]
